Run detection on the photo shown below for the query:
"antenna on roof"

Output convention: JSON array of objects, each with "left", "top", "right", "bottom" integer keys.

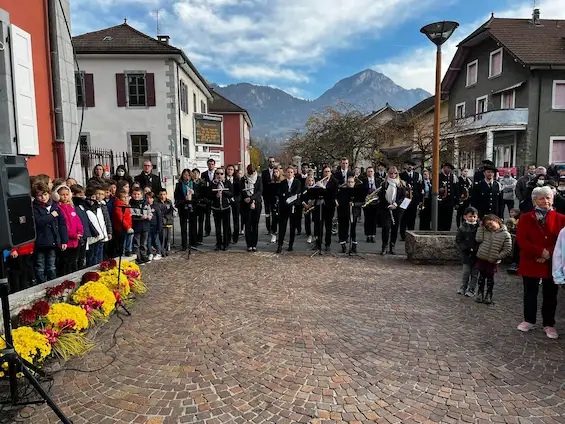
[
  {"left": 152, "top": 8, "right": 164, "bottom": 36},
  {"left": 532, "top": 0, "right": 541, "bottom": 25},
  {"left": 124, "top": 17, "right": 127, "bottom": 24}
]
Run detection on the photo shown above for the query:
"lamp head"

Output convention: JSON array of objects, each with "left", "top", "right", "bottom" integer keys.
[{"left": 420, "top": 21, "right": 459, "bottom": 46}]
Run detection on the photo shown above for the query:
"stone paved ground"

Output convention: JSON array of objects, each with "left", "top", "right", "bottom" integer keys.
[{"left": 5, "top": 252, "right": 565, "bottom": 424}]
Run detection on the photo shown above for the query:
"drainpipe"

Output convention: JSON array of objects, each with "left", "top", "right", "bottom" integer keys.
[
  {"left": 176, "top": 62, "right": 182, "bottom": 176},
  {"left": 47, "top": 0, "right": 67, "bottom": 178},
  {"left": 535, "top": 71, "right": 541, "bottom": 166}
]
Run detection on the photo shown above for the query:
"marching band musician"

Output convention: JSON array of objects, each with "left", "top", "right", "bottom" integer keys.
[
  {"left": 301, "top": 174, "right": 316, "bottom": 244},
  {"left": 333, "top": 158, "right": 354, "bottom": 185},
  {"left": 276, "top": 166, "right": 303, "bottom": 254},
  {"left": 336, "top": 176, "right": 365, "bottom": 253},
  {"left": 456, "top": 167, "right": 473, "bottom": 227},
  {"left": 296, "top": 163, "right": 310, "bottom": 235},
  {"left": 240, "top": 164, "right": 263, "bottom": 252},
  {"left": 377, "top": 166, "right": 408, "bottom": 255},
  {"left": 267, "top": 167, "right": 283, "bottom": 244},
  {"left": 362, "top": 166, "right": 379, "bottom": 243},
  {"left": 226, "top": 164, "right": 241, "bottom": 244},
  {"left": 208, "top": 167, "right": 233, "bottom": 251},
  {"left": 201, "top": 158, "right": 216, "bottom": 237},
  {"left": 471, "top": 164, "right": 504, "bottom": 219},
  {"left": 399, "top": 160, "right": 422, "bottom": 241},
  {"left": 376, "top": 162, "right": 387, "bottom": 182},
  {"left": 438, "top": 163, "right": 460, "bottom": 231},
  {"left": 417, "top": 169, "right": 432, "bottom": 231},
  {"left": 313, "top": 166, "right": 339, "bottom": 252},
  {"left": 191, "top": 168, "right": 207, "bottom": 245},
  {"left": 261, "top": 157, "right": 277, "bottom": 236}
]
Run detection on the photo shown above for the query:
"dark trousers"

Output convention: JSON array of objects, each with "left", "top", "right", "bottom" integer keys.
[
  {"left": 161, "top": 226, "right": 172, "bottom": 254},
  {"left": 133, "top": 231, "right": 149, "bottom": 261},
  {"left": 148, "top": 231, "right": 162, "bottom": 255},
  {"left": 278, "top": 209, "right": 298, "bottom": 247},
  {"left": 195, "top": 207, "right": 205, "bottom": 243},
  {"left": 204, "top": 205, "right": 212, "bottom": 235},
  {"left": 6, "top": 254, "right": 34, "bottom": 293},
  {"left": 364, "top": 205, "right": 377, "bottom": 236},
  {"left": 419, "top": 198, "right": 432, "bottom": 230},
  {"left": 380, "top": 208, "right": 404, "bottom": 248},
  {"left": 77, "top": 243, "right": 87, "bottom": 269},
  {"left": 304, "top": 212, "right": 312, "bottom": 236},
  {"left": 523, "top": 276, "right": 558, "bottom": 327},
  {"left": 504, "top": 199, "right": 515, "bottom": 217},
  {"left": 338, "top": 211, "right": 357, "bottom": 243},
  {"left": 477, "top": 271, "right": 495, "bottom": 296},
  {"left": 34, "top": 248, "right": 57, "bottom": 284},
  {"left": 438, "top": 204, "right": 454, "bottom": 231},
  {"left": 400, "top": 202, "right": 418, "bottom": 238},
  {"left": 511, "top": 239, "right": 520, "bottom": 264},
  {"left": 244, "top": 203, "right": 262, "bottom": 248},
  {"left": 179, "top": 208, "right": 190, "bottom": 249},
  {"left": 296, "top": 205, "right": 303, "bottom": 234},
  {"left": 230, "top": 199, "right": 240, "bottom": 242},
  {"left": 264, "top": 201, "right": 273, "bottom": 234},
  {"left": 213, "top": 208, "right": 231, "bottom": 248},
  {"left": 313, "top": 205, "right": 335, "bottom": 247},
  {"left": 59, "top": 248, "right": 79, "bottom": 276},
  {"left": 87, "top": 242, "right": 98, "bottom": 266}
]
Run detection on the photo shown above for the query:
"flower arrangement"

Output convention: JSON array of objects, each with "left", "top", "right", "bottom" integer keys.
[
  {"left": 45, "top": 280, "right": 76, "bottom": 301},
  {"left": 0, "top": 326, "right": 51, "bottom": 368},
  {"left": 45, "top": 303, "right": 89, "bottom": 332},
  {"left": 18, "top": 300, "right": 51, "bottom": 326},
  {"left": 73, "top": 282, "right": 116, "bottom": 317},
  {"left": 98, "top": 268, "right": 131, "bottom": 297}
]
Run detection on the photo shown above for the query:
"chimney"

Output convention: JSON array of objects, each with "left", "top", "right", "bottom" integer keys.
[
  {"left": 533, "top": 8, "right": 541, "bottom": 26},
  {"left": 157, "top": 35, "right": 170, "bottom": 44}
]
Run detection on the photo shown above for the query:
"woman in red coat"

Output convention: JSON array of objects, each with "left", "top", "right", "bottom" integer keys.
[{"left": 517, "top": 186, "right": 565, "bottom": 339}]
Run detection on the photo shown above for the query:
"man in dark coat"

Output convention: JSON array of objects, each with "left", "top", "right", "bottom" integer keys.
[
  {"left": 471, "top": 164, "right": 504, "bottom": 219},
  {"left": 399, "top": 159, "right": 422, "bottom": 240},
  {"left": 333, "top": 158, "right": 354, "bottom": 185},
  {"left": 438, "top": 163, "right": 459, "bottom": 231},
  {"left": 200, "top": 158, "right": 216, "bottom": 236},
  {"left": 134, "top": 160, "right": 162, "bottom": 195},
  {"left": 261, "top": 157, "right": 277, "bottom": 235}
]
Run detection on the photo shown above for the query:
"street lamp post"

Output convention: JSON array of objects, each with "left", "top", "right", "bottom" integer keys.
[{"left": 420, "top": 21, "right": 459, "bottom": 231}]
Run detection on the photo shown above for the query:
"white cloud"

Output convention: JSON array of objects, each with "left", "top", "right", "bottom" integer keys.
[
  {"left": 227, "top": 65, "right": 310, "bottom": 83},
  {"left": 373, "top": 0, "right": 565, "bottom": 93}
]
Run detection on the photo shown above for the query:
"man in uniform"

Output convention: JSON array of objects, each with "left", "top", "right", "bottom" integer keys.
[
  {"left": 333, "top": 158, "right": 354, "bottom": 185},
  {"left": 399, "top": 160, "right": 422, "bottom": 240},
  {"left": 261, "top": 157, "right": 277, "bottom": 235},
  {"left": 200, "top": 158, "right": 216, "bottom": 237},
  {"left": 438, "top": 163, "right": 459, "bottom": 231},
  {"left": 471, "top": 164, "right": 504, "bottom": 219}
]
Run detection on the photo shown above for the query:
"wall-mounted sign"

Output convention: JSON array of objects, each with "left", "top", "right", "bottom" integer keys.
[{"left": 194, "top": 113, "right": 223, "bottom": 147}]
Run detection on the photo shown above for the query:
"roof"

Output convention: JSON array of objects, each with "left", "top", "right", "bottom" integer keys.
[
  {"left": 365, "top": 103, "right": 398, "bottom": 121},
  {"left": 72, "top": 23, "right": 211, "bottom": 96},
  {"left": 209, "top": 90, "right": 253, "bottom": 127},
  {"left": 443, "top": 17, "right": 565, "bottom": 93}
]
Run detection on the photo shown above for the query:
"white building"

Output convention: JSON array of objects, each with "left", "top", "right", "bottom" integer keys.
[{"left": 72, "top": 22, "right": 215, "bottom": 182}]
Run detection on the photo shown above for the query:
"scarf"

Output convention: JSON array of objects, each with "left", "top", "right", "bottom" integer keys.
[
  {"left": 181, "top": 179, "right": 192, "bottom": 196},
  {"left": 244, "top": 172, "right": 258, "bottom": 195},
  {"left": 385, "top": 178, "right": 397, "bottom": 205},
  {"left": 535, "top": 206, "right": 553, "bottom": 227}
]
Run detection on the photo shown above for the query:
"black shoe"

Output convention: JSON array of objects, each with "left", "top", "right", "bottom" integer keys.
[
  {"left": 205, "top": 232, "right": 211, "bottom": 237},
  {"left": 370, "top": 236, "right": 376, "bottom": 243},
  {"left": 351, "top": 243, "right": 357, "bottom": 253},
  {"left": 248, "top": 247, "right": 253, "bottom": 252},
  {"left": 381, "top": 248, "right": 387, "bottom": 256},
  {"left": 366, "top": 236, "right": 371, "bottom": 242},
  {"left": 297, "top": 231, "right": 302, "bottom": 236},
  {"left": 252, "top": 247, "right": 257, "bottom": 252},
  {"left": 197, "top": 241, "right": 203, "bottom": 246},
  {"left": 400, "top": 235, "right": 406, "bottom": 242},
  {"left": 325, "top": 245, "right": 331, "bottom": 252},
  {"left": 215, "top": 245, "right": 221, "bottom": 251},
  {"left": 341, "top": 243, "right": 347, "bottom": 253},
  {"left": 287, "top": 245, "right": 293, "bottom": 252},
  {"left": 476, "top": 291, "right": 484, "bottom": 303},
  {"left": 222, "top": 245, "right": 227, "bottom": 251},
  {"left": 484, "top": 293, "right": 493, "bottom": 304},
  {"left": 389, "top": 244, "right": 396, "bottom": 255},
  {"left": 232, "top": 239, "right": 238, "bottom": 244},
  {"left": 276, "top": 245, "right": 283, "bottom": 254}
]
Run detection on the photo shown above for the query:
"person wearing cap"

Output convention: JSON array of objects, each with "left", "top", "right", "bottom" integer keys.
[
  {"left": 473, "top": 159, "right": 496, "bottom": 186},
  {"left": 456, "top": 168, "right": 473, "bottom": 227},
  {"left": 399, "top": 160, "right": 422, "bottom": 240},
  {"left": 438, "top": 163, "right": 459, "bottom": 231},
  {"left": 471, "top": 164, "right": 504, "bottom": 219}
]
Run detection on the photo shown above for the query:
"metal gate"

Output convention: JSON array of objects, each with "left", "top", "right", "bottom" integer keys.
[{"left": 80, "top": 145, "right": 130, "bottom": 184}]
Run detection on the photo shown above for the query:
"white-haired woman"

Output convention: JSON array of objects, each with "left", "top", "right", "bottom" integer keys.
[
  {"left": 516, "top": 186, "right": 565, "bottom": 339},
  {"left": 377, "top": 166, "right": 408, "bottom": 255}
]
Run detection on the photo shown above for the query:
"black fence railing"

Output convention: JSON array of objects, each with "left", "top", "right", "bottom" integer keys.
[{"left": 80, "top": 146, "right": 130, "bottom": 184}]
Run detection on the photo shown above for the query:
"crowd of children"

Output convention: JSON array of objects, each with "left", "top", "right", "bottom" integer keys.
[{"left": 4, "top": 172, "right": 175, "bottom": 294}]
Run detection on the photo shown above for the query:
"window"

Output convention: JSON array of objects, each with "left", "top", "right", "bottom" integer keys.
[
  {"left": 455, "top": 102, "right": 466, "bottom": 119},
  {"left": 180, "top": 81, "right": 188, "bottom": 113},
  {"left": 552, "top": 81, "right": 565, "bottom": 110},
  {"left": 75, "top": 72, "right": 84, "bottom": 107},
  {"left": 79, "top": 134, "right": 89, "bottom": 151},
  {"left": 489, "top": 48, "right": 503, "bottom": 78},
  {"left": 201, "top": 100, "right": 206, "bottom": 113},
  {"left": 493, "top": 145, "right": 515, "bottom": 168},
  {"left": 476, "top": 95, "right": 488, "bottom": 120},
  {"left": 193, "top": 93, "right": 197, "bottom": 112},
  {"left": 127, "top": 74, "right": 146, "bottom": 106},
  {"left": 130, "top": 134, "right": 149, "bottom": 167},
  {"left": 550, "top": 138, "right": 565, "bottom": 163},
  {"left": 182, "top": 137, "right": 189, "bottom": 157},
  {"left": 466, "top": 60, "right": 478, "bottom": 87},
  {"left": 501, "top": 90, "right": 515, "bottom": 109}
]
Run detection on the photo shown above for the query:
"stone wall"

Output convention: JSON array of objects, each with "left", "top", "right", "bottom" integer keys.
[{"left": 405, "top": 231, "right": 461, "bottom": 265}]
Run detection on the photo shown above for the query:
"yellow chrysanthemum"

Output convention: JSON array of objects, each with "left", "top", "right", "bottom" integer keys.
[
  {"left": 45, "top": 303, "right": 89, "bottom": 331},
  {"left": 72, "top": 282, "right": 116, "bottom": 317},
  {"left": 98, "top": 269, "right": 131, "bottom": 297},
  {"left": 120, "top": 260, "right": 141, "bottom": 274},
  {"left": 0, "top": 327, "right": 51, "bottom": 365}
]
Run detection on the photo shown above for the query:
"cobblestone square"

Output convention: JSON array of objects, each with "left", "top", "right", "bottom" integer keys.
[{"left": 6, "top": 252, "right": 565, "bottom": 424}]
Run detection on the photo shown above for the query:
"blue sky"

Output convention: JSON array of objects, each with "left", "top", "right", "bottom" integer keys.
[{"left": 70, "top": 0, "right": 565, "bottom": 99}]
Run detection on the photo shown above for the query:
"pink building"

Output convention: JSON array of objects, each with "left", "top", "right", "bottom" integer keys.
[{"left": 209, "top": 90, "right": 252, "bottom": 170}]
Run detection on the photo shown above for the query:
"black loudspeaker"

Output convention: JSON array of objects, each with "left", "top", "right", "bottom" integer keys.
[{"left": 0, "top": 155, "right": 36, "bottom": 250}]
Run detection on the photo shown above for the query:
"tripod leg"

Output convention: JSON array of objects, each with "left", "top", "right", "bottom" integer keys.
[{"left": 19, "top": 365, "right": 73, "bottom": 424}]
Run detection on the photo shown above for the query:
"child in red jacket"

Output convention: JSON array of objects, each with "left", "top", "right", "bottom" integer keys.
[
  {"left": 6, "top": 242, "right": 36, "bottom": 292},
  {"left": 112, "top": 189, "right": 133, "bottom": 256}
]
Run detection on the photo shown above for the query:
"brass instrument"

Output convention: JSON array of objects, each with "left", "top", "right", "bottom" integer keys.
[
  {"left": 362, "top": 186, "right": 381, "bottom": 208},
  {"left": 314, "top": 175, "right": 330, "bottom": 188},
  {"left": 303, "top": 197, "right": 316, "bottom": 215}
]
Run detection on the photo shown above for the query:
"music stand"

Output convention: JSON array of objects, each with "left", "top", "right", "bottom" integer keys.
[{"left": 303, "top": 186, "right": 325, "bottom": 258}]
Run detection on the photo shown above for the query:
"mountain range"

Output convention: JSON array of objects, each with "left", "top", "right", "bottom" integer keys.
[{"left": 211, "top": 69, "right": 430, "bottom": 154}]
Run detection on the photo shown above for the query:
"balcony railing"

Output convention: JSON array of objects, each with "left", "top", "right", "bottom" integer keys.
[{"left": 449, "top": 108, "right": 528, "bottom": 133}]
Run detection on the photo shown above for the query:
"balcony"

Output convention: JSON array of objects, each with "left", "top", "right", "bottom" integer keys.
[{"left": 448, "top": 108, "right": 528, "bottom": 135}]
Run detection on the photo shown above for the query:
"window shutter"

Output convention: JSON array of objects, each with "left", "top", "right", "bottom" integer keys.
[
  {"left": 146, "top": 73, "right": 156, "bottom": 106},
  {"left": 11, "top": 25, "right": 39, "bottom": 155},
  {"left": 116, "top": 73, "right": 126, "bottom": 107},
  {"left": 84, "top": 73, "right": 95, "bottom": 107}
]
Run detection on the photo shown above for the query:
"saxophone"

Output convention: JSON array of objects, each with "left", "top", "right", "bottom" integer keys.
[{"left": 362, "top": 186, "right": 381, "bottom": 208}]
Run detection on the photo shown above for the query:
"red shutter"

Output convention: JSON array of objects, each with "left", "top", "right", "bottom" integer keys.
[
  {"left": 84, "top": 73, "right": 95, "bottom": 107},
  {"left": 116, "top": 73, "right": 126, "bottom": 107},
  {"left": 146, "top": 73, "right": 156, "bottom": 106}
]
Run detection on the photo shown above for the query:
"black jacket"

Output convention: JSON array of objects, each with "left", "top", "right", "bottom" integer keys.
[
  {"left": 333, "top": 169, "right": 354, "bottom": 186},
  {"left": 174, "top": 180, "right": 193, "bottom": 211},
  {"left": 209, "top": 180, "right": 233, "bottom": 210},
  {"left": 33, "top": 200, "right": 69, "bottom": 250},
  {"left": 471, "top": 180, "right": 504, "bottom": 218},
  {"left": 399, "top": 171, "right": 422, "bottom": 202},
  {"left": 336, "top": 185, "right": 364, "bottom": 218},
  {"left": 240, "top": 175, "right": 263, "bottom": 207},
  {"left": 227, "top": 176, "right": 241, "bottom": 198},
  {"left": 439, "top": 172, "right": 459, "bottom": 208},
  {"left": 134, "top": 172, "right": 162, "bottom": 195},
  {"left": 149, "top": 203, "right": 163, "bottom": 233},
  {"left": 277, "top": 179, "right": 302, "bottom": 214},
  {"left": 456, "top": 221, "right": 479, "bottom": 265},
  {"left": 72, "top": 197, "right": 98, "bottom": 241},
  {"left": 555, "top": 192, "right": 565, "bottom": 214},
  {"left": 156, "top": 199, "right": 175, "bottom": 226}
]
